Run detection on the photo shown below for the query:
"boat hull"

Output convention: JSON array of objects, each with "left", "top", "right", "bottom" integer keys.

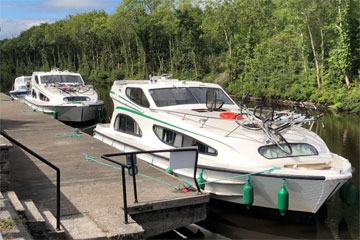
[
  {"left": 24, "top": 98, "right": 104, "bottom": 122},
  {"left": 9, "top": 90, "right": 30, "bottom": 100},
  {"left": 93, "top": 128, "right": 351, "bottom": 213}
]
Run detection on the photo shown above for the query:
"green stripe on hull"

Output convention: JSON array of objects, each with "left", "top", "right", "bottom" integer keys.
[{"left": 110, "top": 91, "right": 142, "bottom": 110}]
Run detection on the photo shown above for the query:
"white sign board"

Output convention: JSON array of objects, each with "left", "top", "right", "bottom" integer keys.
[{"left": 169, "top": 147, "right": 198, "bottom": 170}]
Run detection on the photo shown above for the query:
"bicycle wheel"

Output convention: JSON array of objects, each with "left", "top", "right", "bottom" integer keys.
[
  {"left": 242, "top": 123, "right": 262, "bottom": 130},
  {"left": 268, "top": 130, "right": 293, "bottom": 155}
]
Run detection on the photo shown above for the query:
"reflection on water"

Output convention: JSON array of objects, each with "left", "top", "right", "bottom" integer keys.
[
  {"left": 312, "top": 112, "right": 359, "bottom": 240},
  {"left": 77, "top": 86, "right": 359, "bottom": 239}
]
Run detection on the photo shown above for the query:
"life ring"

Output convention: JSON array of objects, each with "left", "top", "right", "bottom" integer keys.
[{"left": 220, "top": 112, "right": 243, "bottom": 120}]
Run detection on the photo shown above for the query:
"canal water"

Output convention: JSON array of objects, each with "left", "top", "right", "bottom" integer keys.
[{"left": 72, "top": 86, "right": 359, "bottom": 239}]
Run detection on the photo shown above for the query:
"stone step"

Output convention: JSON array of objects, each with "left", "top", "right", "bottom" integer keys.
[
  {"left": 0, "top": 197, "right": 33, "bottom": 240},
  {"left": 4, "top": 191, "right": 25, "bottom": 217},
  {"left": 41, "top": 209, "right": 67, "bottom": 239},
  {"left": 22, "top": 199, "right": 46, "bottom": 238}
]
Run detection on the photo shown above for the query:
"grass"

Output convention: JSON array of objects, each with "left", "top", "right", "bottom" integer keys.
[{"left": 0, "top": 217, "right": 17, "bottom": 232}]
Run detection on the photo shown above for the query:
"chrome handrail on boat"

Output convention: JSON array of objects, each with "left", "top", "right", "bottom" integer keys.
[{"left": 150, "top": 108, "right": 251, "bottom": 137}]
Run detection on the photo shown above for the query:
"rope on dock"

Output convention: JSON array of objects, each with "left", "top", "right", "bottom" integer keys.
[
  {"left": 83, "top": 153, "right": 180, "bottom": 190},
  {"left": 55, "top": 124, "right": 98, "bottom": 138},
  {"left": 0, "top": 99, "right": 12, "bottom": 101},
  {"left": 79, "top": 124, "right": 98, "bottom": 132},
  {"left": 83, "top": 153, "right": 281, "bottom": 191},
  {"left": 56, "top": 133, "right": 83, "bottom": 138}
]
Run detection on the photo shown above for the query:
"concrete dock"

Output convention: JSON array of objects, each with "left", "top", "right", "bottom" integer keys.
[{"left": 0, "top": 93, "right": 209, "bottom": 239}]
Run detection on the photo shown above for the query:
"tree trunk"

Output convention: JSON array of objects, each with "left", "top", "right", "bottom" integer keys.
[
  {"left": 169, "top": 38, "right": 173, "bottom": 73},
  {"left": 192, "top": 50, "right": 198, "bottom": 79},
  {"left": 304, "top": 12, "right": 321, "bottom": 89},
  {"left": 299, "top": 32, "right": 308, "bottom": 76},
  {"left": 337, "top": 0, "right": 351, "bottom": 89},
  {"left": 320, "top": 28, "right": 325, "bottom": 81}
]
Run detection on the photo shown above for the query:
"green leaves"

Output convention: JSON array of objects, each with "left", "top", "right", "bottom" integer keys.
[{"left": 0, "top": 0, "right": 359, "bottom": 111}]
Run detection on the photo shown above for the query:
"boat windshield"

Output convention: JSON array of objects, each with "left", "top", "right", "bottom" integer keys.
[
  {"left": 149, "top": 87, "right": 234, "bottom": 107},
  {"left": 149, "top": 87, "right": 198, "bottom": 107},
  {"left": 18, "top": 86, "right": 28, "bottom": 90},
  {"left": 40, "top": 75, "right": 83, "bottom": 84},
  {"left": 188, "top": 87, "right": 234, "bottom": 104}
]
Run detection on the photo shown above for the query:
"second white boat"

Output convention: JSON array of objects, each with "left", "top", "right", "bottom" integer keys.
[{"left": 24, "top": 69, "right": 104, "bottom": 122}]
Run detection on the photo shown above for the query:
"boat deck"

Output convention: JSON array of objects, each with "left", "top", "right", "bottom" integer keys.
[{"left": 0, "top": 93, "right": 209, "bottom": 239}]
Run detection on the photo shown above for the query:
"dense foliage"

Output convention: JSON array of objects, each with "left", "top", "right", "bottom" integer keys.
[{"left": 1, "top": 0, "right": 359, "bottom": 111}]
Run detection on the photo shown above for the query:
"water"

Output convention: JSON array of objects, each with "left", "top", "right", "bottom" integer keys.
[{"left": 71, "top": 87, "right": 360, "bottom": 239}]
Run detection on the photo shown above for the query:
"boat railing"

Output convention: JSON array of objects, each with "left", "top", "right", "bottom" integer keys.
[
  {"left": 150, "top": 108, "right": 250, "bottom": 136},
  {"left": 101, "top": 147, "right": 200, "bottom": 224},
  {"left": 0, "top": 130, "right": 61, "bottom": 230},
  {"left": 150, "top": 108, "right": 243, "bottom": 122}
]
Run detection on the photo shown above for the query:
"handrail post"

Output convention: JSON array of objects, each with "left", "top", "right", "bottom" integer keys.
[
  {"left": 130, "top": 154, "right": 138, "bottom": 203},
  {"left": 56, "top": 169, "right": 61, "bottom": 230},
  {"left": 121, "top": 166, "right": 128, "bottom": 224},
  {"left": 102, "top": 147, "right": 202, "bottom": 224},
  {"left": 193, "top": 150, "right": 201, "bottom": 192}
]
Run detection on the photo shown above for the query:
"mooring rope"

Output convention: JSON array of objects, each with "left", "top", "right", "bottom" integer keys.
[
  {"left": 82, "top": 153, "right": 281, "bottom": 191},
  {"left": 56, "top": 133, "right": 83, "bottom": 138},
  {"left": 79, "top": 124, "right": 98, "bottom": 132},
  {"left": 55, "top": 124, "right": 98, "bottom": 138},
  {"left": 83, "top": 153, "right": 180, "bottom": 190}
]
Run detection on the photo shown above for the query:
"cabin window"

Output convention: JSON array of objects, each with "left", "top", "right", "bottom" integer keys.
[
  {"left": 258, "top": 143, "right": 318, "bottom": 159},
  {"left": 114, "top": 114, "right": 142, "bottom": 137},
  {"left": 188, "top": 87, "right": 234, "bottom": 105},
  {"left": 149, "top": 88, "right": 197, "bottom": 107},
  {"left": 153, "top": 125, "right": 217, "bottom": 156},
  {"left": 40, "top": 75, "right": 83, "bottom": 84},
  {"left": 32, "top": 90, "right": 37, "bottom": 98},
  {"left": 149, "top": 87, "right": 234, "bottom": 107},
  {"left": 126, "top": 88, "right": 150, "bottom": 108},
  {"left": 39, "top": 93, "right": 49, "bottom": 102},
  {"left": 35, "top": 76, "right": 39, "bottom": 84}
]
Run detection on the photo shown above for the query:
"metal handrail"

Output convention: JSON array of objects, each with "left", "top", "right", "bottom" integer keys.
[
  {"left": 101, "top": 147, "right": 200, "bottom": 224},
  {"left": 0, "top": 130, "right": 61, "bottom": 230}
]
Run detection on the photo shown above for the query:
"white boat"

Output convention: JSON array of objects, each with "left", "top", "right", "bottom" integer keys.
[
  {"left": 24, "top": 69, "right": 104, "bottom": 122},
  {"left": 9, "top": 76, "right": 32, "bottom": 99},
  {"left": 94, "top": 75, "right": 353, "bottom": 214}
]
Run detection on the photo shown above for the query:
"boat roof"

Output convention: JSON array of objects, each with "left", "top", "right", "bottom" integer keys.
[
  {"left": 32, "top": 69, "right": 81, "bottom": 76},
  {"left": 114, "top": 78, "right": 221, "bottom": 89},
  {"left": 15, "top": 76, "right": 31, "bottom": 83}
]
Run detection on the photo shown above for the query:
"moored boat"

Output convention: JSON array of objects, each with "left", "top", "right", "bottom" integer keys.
[
  {"left": 94, "top": 74, "right": 353, "bottom": 214},
  {"left": 24, "top": 69, "right": 104, "bottom": 122},
  {"left": 9, "top": 76, "right": 31, "bottom": 99}
]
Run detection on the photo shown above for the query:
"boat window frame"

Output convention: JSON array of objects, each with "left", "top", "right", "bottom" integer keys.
[
  {"left": 153, "top": 125, "right": 218, "bottom": 156},
  {"left": 39, "top": 93, "right": 49, "bottom": 102},
  {"left": 38, "top": 74, "right": 84, "bottom": 85},
  {"left": 32, "top": 89, "right": 37, "bottom": 99},
  {"left": 113, "top": 113, "right": 142, "bottom": 137},
  {"left": 149, "top": 87, "right": 199, "bottom": 107},
  {"left": 188, "top": 87, "right": 234, "bottom": 105},
  {"left": 258, "top": 143, "right": 319, "bottom": 159},
  {"left": 125, "top": 87, "right": 150, "bottom": 108}
]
